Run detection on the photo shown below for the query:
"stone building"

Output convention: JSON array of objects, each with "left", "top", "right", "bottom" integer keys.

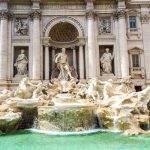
[{"left": 0, "top": 0, "right": 150, "bottom": 90}]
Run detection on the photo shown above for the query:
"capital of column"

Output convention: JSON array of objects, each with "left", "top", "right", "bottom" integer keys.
[
  {"left": 0, "top": 11, "right": 12, "bottom": 20},
  {"left": 113, "top": 11, "right": 119, "bottom": 20},
  {"left": 113, "top": 9, "right": 126, "bottom": 20},
  {"left": 77, "top": 37, "right": 85, "bottom": 46},
  {"left": 44, "top": 44, "right": 50, "bottom": 47},
  {"left": 78, "top": 42, "right": 84, "bottom": 47},
  {"left": 30, "top": 10, "right": 41, "bottom": 20},
  {"left": 86, "top": 10, "right": 97, "bottom": 19},
  {"left": 42, "top": 37, "right": 51, "bottom": 47}
]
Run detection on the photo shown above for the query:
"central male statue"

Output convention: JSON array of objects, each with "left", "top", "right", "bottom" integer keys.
[{"left": 55, "top": 48, "right": 73, "bottom": 81}]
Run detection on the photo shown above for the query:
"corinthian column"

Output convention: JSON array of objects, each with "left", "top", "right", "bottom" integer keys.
[
  {"left": 45, "top": 46, "right": 50, "bottom": 80},
  {"left": 86, "top": 11, "right": 97, "bottom": 78},
  {"left": 31, "top": 10, "right": 41, "bottom": 80},
  {"left": 73, "top": 48, "right": 77, "bottom": 70},
  {"left": 0, "top": 11, "right": 9, "bottom": 81},
  {"left": 79, "top": 43, "right": 84, "bottom": 79},
  {"left": 85, "top": 0, "right": 97, "bottom": 79},
  {"left": 113, "top": 13, "right": 121, "bottom": 77},
  {"left": 116, "top": 10, "right": 129, "bottom": 77}
]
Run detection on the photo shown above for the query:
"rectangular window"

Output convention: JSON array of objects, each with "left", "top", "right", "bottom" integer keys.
[
  {"left": 132, "top": 54, "right": 140, "bottom": 67},
  {"left": 129, "top": 16, "right": 137, "bottom": 30}
]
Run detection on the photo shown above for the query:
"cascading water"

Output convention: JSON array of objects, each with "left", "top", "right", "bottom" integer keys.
[
  {"left": 112, "top": 116, "right": 119, "bottom": 131},
  {"left": 147, "top": 116, "right": 150, "bottom": 130},
  {"left": 113, "top": 110, "right": 119, "bottom": 131},
  {"left": 97, "top": 113, "right": 103, "bottom": 129},
  {"left": 32, "top": 117, "right": 39, "bottom": 129}
]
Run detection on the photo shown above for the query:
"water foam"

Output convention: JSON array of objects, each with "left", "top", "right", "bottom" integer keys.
[{"left": 27, "top": 128, "right": 121, "bottom": 136}]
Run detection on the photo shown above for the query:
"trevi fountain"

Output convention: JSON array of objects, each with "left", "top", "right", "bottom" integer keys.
[{"left": 1, "top": 48, "right": 150, "bottom": 150}]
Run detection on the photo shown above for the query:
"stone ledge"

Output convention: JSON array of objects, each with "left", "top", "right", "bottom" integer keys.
[{"left": 97, "top": 34, "right": 116, "bottom": 40}]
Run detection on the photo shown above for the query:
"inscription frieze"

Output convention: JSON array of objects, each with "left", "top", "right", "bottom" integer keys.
[{"left": 42, "top": 4, "right": 86, "bottom": 10}]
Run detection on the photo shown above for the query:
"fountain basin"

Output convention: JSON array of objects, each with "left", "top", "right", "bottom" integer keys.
[{"left": 38, "top": 105, "right": 98, "bottom": 132}]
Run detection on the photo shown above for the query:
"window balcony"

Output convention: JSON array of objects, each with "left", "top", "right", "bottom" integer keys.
[{"left": 130, "top": 67, "right": 145, "bottom": 79}]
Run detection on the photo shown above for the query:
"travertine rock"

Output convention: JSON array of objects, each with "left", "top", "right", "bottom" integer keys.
[
  {"left": 0, "top": 112, "right": 21, "bottom": 132},
  {"left": 38, "top": 105, "right": 98, "bottom": 132},
  {"left": 97, "top": 85, "right": 150, "bottom": 135}
]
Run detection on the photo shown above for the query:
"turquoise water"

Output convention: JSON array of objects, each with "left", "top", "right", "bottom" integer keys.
[{"left": 0, "top": 130, "right": 150, "bottom": 150}]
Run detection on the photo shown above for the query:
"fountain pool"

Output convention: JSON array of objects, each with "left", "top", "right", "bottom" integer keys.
[{"left": 0, "top": 130, "right": 150, "bottom": 150}]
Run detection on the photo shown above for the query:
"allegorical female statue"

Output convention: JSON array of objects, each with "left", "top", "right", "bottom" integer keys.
[
  {"left": 100, "top": 48, "right": 114, "bottom": 74},
  {"left": 55, "top": 48, "right": 73, "bottom": 81},
  {"left": 14, "top": 49, "right": 28, "bottom": 75}
]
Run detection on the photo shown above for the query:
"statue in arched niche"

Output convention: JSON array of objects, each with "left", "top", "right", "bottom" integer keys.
[{"left": 55, "top": 48, "right": 73, "bottom": 81}]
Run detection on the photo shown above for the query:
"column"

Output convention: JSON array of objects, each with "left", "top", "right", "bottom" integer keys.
[
  {"left": 73, "top": 48, "right": 77, "bottom": 69},
  {"left": 52, "top": 48, "right": 55, "bottom": 70},
  {"left": 113, "top": 13, "right": 121, "bottom": 78},
  {"left": 45, "top": 46, "right": 49, "bottom": 80},
  {"left": 87, "top": 11, "right": 97, "bottom": 78},
  {"left": 8, "top": 14, "right": 12, "bottom": 81},
  {"left": 31, "top": 10, "right": 41, "bottom": 80},
  {"left": 79, "top": 44, "right": 84, "bottom": 79},
  {"left": 117, "top": 10, "right": 129, "bottom": 77},
  {"left": 0, "top": 11, "right": 8, "bottom": 81}
]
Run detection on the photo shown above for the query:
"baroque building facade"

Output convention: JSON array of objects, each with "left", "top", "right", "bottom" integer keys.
[{"left": 0, "top": 0, "right": 150, "bottom": 90}]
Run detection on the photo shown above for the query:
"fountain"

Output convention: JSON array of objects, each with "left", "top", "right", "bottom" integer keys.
[
  {"left": 0, "top": 49, "right": 150, "bottom": 136},
  {"left": 0, "top": 76, "right": 150, "bottom": 136}
]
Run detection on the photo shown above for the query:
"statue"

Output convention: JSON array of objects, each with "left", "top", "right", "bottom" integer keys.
[
  {"left": 100, "top": 48, "right": 114, "bottom": 74},
  {"left": 86, "top": 78, "right": 103, "bottom": 101},
  {"left": 14, "top": 78, "right": 36, "bottom": 99},
  {"left": 55, "top": 48, "right": 73, "bottom": 81},
  {"left": 14, "top": 49, "right": 28, "bottom": 76}
]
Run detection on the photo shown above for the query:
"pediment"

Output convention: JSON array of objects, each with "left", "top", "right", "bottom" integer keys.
[
  {"left": 128, "top": 47, "right": 144, "bottom": 54},
  {"left": 127, "top": 9, "right": 140, "bottom": 14}
]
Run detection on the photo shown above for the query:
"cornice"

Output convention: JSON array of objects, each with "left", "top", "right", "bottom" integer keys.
[
  {"left": 5, "top": 0, "right": 150, "bottom": 7},
  {"left": 0, "top": 0, "right": 9, "bottom": 2},
  {"left": 128, "top": 0, "right": 150, "bottom": 5}
]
